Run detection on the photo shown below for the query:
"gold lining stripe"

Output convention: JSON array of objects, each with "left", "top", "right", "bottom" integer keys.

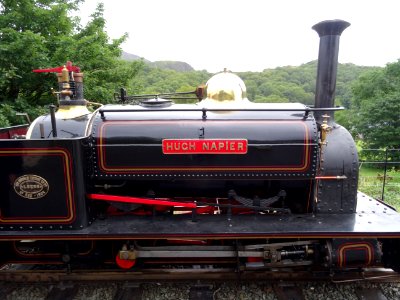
[{"left": 338, "top": 243, "right": 373, "bottom": 267}]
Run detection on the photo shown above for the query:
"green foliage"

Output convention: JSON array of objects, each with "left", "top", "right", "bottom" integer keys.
[
  {"left": 0, "top": 109, "right": 10, "bottom": 127},
  {"left": 351, "top": 61, "right": 400, "bottom": 150},
  {"left": 359, "top": 165, "right": 400, "bottom": 210},
  {"left": 50, "top": 3, "right": 143, "bottom": 102},
  {"left": 239, "top": 63, "right": 316, "bottom": 104},
  {"left": 0, "top": 98, "right": 47, "bottom": 126},
  {"left": 132, "top": 65, "right": 210, "bottom": 96},
  {"left": 0, "top": 0, "right": 80, "bottom": 103}
]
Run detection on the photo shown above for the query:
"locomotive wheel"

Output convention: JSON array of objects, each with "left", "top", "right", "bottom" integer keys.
[{"left": 115, "top": 254, "right": 136, "bottom": 269}]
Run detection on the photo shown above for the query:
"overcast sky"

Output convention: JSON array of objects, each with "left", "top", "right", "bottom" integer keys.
[{"left": 78, "top": 0, "right": 400, "bottom": 73}]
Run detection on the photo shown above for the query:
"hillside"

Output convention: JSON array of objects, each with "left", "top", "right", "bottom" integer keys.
[
  {"left": 121, "top": 51, "right": 146, "bottom": 62},
  {"left": 129, "top": 60, "right": 379, "bottom": 107},
  {"left": 151, "top": 61, "right": 194, "bottom": 72},
  {"left": 121, "top": 51, "right": 194, "bottom": 72}
]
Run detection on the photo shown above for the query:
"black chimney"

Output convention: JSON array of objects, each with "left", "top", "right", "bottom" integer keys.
[{"left": 312, "top": 20, "right": 350, "bottom": 124}]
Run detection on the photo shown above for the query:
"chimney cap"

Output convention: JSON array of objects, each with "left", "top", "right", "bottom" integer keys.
[{"left": 312, "top": 20, "right": 350, "bottom": 37}]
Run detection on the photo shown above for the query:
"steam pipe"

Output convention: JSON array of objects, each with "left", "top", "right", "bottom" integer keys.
[
  {"left": 313, "top": 20, "right": 350, "bottom": 124},
  {"left": 49, "top": 105, "right": 57, "bottom": 138}
]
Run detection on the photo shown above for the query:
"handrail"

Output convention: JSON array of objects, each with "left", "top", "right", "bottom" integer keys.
[{"left": 98, "top": 106, "right": 344, "bottom": 120}]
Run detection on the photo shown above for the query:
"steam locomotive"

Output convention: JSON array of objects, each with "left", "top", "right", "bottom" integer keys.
[{"left": 1, "top": 20, "right": 400, "bottom": 272}]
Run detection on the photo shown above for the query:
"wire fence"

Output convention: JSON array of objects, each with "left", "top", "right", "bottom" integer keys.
[{"left": 358, "top": 149, "right": 400, "bottom": 208}]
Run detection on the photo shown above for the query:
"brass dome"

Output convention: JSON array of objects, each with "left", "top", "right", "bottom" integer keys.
[{"left": 202, "top": 69, "right": 248, "bottom": 103}]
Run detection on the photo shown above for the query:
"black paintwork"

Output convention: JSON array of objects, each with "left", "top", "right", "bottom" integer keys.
[
  {"left": 91, "top": 103, "right": 319, "bottom": 180},
  {"left": 316, "top": 125, "right": 359, "bottom": 213},
  {"left": 0, "top": 193, "right": 399, "bottom": 239},
  {"left": 329, "top": 238, "right": 381, "bottom": 267},
  {"left": 313, "top": 19, "right": 350, "bottom": 124},
  {"left": 29, "top": 113, "right": 91, "bottom": 139},
  {"left": 86, "top": 103, "right": 320, "bottom": 212},
  {"left": 0, "top": 137, "right": 89, "bottom": 229}
]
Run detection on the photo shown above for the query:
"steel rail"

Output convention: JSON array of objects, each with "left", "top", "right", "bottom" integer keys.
[{"left": 1, "top": 267, "right": 399, "bottom": 283}]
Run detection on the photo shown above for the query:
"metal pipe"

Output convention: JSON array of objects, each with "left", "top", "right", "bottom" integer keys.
[
  {"left": 39, "top": 123, "right": 45, "bottom": 139},
  {"left": 313, "top": 20, "right": 350, "bottom": 124},
  {"left": 49, "top": 105, "right": 57, "bottom": 138},
  {"left": 87, "top": 193, "right": 197, "bottom": 208},
  {"left": 381, "top": 148, "right": 389, "bottom": 201}
]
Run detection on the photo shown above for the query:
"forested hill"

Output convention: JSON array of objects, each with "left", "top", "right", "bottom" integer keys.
[
  {"left": 130, "top": 61, "right": 380, "bottom": 107},
  {"left": 240, "top": 61, "right": 379, "bottom": 106},
  {"left": 122, "top": 51, "right": 194, "bottom": 72}
]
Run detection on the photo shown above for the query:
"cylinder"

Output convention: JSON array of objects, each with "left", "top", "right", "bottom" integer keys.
[
  {"left": 73, "top": 73, "right": 84, "bottom": 101},
  {"left": 313, "top": 20, "right": 350, "bottom": 124},
  {"left": 56, "top": 72, "right": 85, "bottom": 104}
]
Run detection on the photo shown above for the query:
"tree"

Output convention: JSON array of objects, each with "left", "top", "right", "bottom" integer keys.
[
  {"left": 0, "top": 0, "right": 143, "bottom": 126},
  {"left": 53, "top": 3, "right": 143, "bottom": 102},
  {"left": 351, "top": 61, "right": 400, "bottom": 150}
]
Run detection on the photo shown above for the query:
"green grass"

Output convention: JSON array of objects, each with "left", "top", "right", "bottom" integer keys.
[{"left": 359, "top": 165, "right": 400, "bottom": 210}]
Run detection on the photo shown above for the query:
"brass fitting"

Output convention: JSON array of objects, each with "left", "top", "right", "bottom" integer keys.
[
  {"left": 119, "top": 244, "right": 137, "bottom": 261},
  {"left": 61, "top": 65, "right": 69, "bottom": 82},
  {"left": 320, "top": 114, "right": 332, "bottom": 145}
]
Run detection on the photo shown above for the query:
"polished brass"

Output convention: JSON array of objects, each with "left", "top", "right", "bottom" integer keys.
[
  {"left": 201, "top": 69, "right": 249, "bottom": 104},
  {"left": 320, "top": 114, "right": 332, "bottom": 145},
  {"left": 55, "top": 105, "right": 90, "bottom": 119},
  {"left": 60, "top": 65, "right": 69, "bottom": 83},
  {"left": 119, "top": 244, "right": 137, "bottom": 260},
  {"left": 55, "top": 66, "right": 73, "bottom": 98},
  {"left": 54, "top": 66, "right": 89, "bottom": 118},
  {"left": 13, "top": 174, "right": 49, "bottom": 200}
]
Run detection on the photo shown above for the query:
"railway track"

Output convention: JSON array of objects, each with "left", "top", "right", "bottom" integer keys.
[
  {"left": 1, "top": 266, "right": 400, "bottom": 300},
  {"left": 0, "top": 280, "right": 398, "bottom": 300}
]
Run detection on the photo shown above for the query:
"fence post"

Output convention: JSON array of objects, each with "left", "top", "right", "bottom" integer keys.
[{"left": 381, "top": 148, "right": 388, "bottom": 201}]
